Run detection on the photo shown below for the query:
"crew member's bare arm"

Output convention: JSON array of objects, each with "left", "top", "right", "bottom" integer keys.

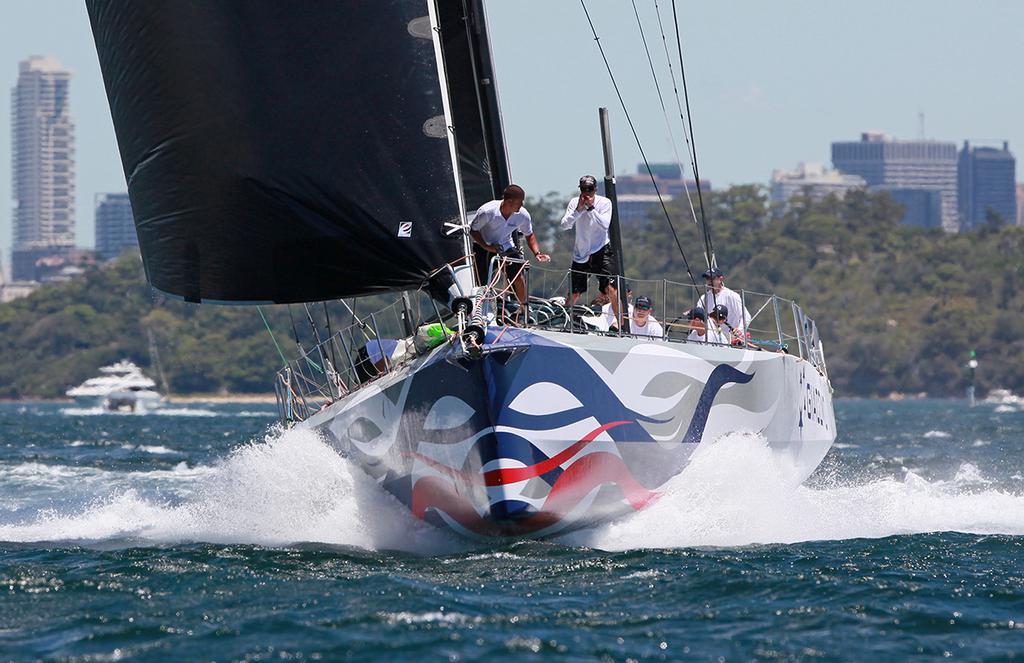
[{"left": 525, "top": 233, "right": 550, "bottom": 262}]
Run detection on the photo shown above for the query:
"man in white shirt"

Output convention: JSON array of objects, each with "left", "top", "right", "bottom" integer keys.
[
  {"left": 630, "top": 296, "right": 663, "bottom": 338},
  {"left": 685, "top": 306, "right": 730, "bottom": 344},
  {"left": 706, "top": 304, "right": 736, "bottom": 345},
  {"left": 561, "top": 175, "right": 621, "bottom": 327},
  {"left": 470, "top": 184, "right": 550, "bottom": 304},
  {"left": 697, "top": 267, "right": 750, "bottom": 334}
]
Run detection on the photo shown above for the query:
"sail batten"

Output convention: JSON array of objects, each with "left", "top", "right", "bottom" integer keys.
[{"left": 87, "top": 1, "right": 478, "bottom": 304}]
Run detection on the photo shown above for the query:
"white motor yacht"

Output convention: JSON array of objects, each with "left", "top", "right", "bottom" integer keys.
[{"left": 66, "top": 360, "right": 163, "bottom": 412}]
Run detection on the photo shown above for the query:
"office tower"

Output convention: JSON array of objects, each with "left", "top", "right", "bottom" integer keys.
[
  {"left": 615, "top": 163, "right": 710, "bottom": 229},
  {"left": 958, "top": 141, "right": 1016, "bottom": 230},
  {"left": 885, "top": 189, "right": 944, "bottom": 229},
  {"left": 10, "top": 56, "right": 75, "bottom": 280},
  {"left": 770, "top": 162, "right": 865, "bottom": 210},
  {"left": 832, "top": 132, "right": 958, "bottom": 231},
  {"left": 94, "top": 193, "right": 137, "bottom": 259},
  {"left": 1017, "top": 183, "right": 1024, "bottom": 226}
]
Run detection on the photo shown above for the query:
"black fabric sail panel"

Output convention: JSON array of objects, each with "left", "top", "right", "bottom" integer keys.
[
  {"left": 86, "top": 1, "right": 464, "bottom": 303},
  {"left": 436, "top": 0, "right": 509, "bottom": 208}
]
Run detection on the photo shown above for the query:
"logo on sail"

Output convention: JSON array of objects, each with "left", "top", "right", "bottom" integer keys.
[{"left": 397, "top": 222, "right": 413, "bottom": 238}]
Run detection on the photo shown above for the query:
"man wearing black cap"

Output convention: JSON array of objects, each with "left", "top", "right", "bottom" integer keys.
[
  {"left": 685, "top": 306, "right": 729, "bottom": 344},
  {"left": 697, "top": 267, "right": 750, "bottom": 335},
  {"left": 560, "top": 175, "right": 620, "bottom": 326},
  {"left": 685, "top": 307, "right": 708, "bottom": 342},
  {"left": 629, "top": 295, "right": 663, "bottom": 338},
  {"left": 707, "top": 304, "right": 736, "bottom": 345}
]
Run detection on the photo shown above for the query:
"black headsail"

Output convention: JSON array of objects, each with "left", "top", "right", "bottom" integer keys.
[{"left": 87, "top": 1, "right": 504, "bottom": 304}]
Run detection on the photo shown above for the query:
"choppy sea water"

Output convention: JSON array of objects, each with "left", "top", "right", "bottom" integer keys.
[{"left": 1, "top": 399, "right": 1023, "bottom": 660}]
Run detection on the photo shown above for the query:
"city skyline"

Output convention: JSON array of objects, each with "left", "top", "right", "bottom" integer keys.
[{"left": 2, "top": 1, "right": 1024, "bottom": 266}]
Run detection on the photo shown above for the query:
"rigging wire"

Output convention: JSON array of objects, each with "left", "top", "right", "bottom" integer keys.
[
  {"left": 257, "top": 305, "right": 288, "bottom": 367},
  {"left": 670, "top": 0, "right": 715, "bottom": 269},
  {"left": 651, "top": 0, "right": 710, "bottom": 268},
  {"left": 629, "top": 0, "right": 700, "bottom": 232},
  {"left": 287, "top": 304, "right": 322, "bottom": 373},
  {"left": 579, "top": 0, "right": 699, "bottom": 291}
]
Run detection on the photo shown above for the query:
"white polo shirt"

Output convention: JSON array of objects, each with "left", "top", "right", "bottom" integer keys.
[
  {"left": 560, "top": 195, "right": 613, "bottom": 263},
  {"left": 471, "top": 200, "right": 533, "bottom": 252}
]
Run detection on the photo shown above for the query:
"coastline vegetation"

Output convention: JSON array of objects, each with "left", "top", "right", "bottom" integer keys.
[{"left": 0, "top": 187, "right": 1019, "bottom": 399}]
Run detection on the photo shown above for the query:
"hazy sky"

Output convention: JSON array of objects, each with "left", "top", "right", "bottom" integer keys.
[{"left": 2, "top": 1, "right": 1023, "bottom": 264}]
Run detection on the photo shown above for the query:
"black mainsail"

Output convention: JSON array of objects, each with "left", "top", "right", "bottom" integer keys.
[
  {"left": 436, "top": 0, "right": 510, "bottom": 207},
  {"left": 87, "top": 1, "right": 508, "bottom": 304}
]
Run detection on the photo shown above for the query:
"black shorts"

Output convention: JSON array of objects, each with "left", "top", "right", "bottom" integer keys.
[
  {"left": 571, "top": 244, "right": 617, "bottom": 295},
  {"left": 500, "top": 247, "right": 528, "bottom": 284}
]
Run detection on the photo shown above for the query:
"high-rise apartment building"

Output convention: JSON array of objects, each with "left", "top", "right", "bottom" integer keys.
[
  {"left": 770, "top": 162, "right": 865, "bottom": 210},
  {"left": 94, "top": 193, "right": 137, "bottom": 259},
  {"left": 957, "top": 141, "right": 1016, "bottom": 230},
  {"left": 11, "top": 56, "right": 75, "bottom": 280},
  {"left": 832, "top": 132, "right": 958, "bottom": 231}
]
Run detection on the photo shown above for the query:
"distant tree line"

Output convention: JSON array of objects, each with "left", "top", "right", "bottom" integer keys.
[
  {"left": 530, "top": 185, "right": 1024, "bottom": 397},
  {"left": 0, "top": 186, "right": 1020, "bottom": 398}
]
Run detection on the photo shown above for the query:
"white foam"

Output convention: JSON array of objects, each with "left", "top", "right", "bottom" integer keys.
[
  {"left": 923, "top": 430, "right": 951, "bottom": 439},
  {"left": 6, "top": 427, "right": 1021, "bottom": 554},
  {"left": 61, "top": 407, "right": 218, "bottom": 417},
  {"left": 107, "top": 443, "right": 180, "bottom": 455},
  {"left": 154, "top": 408, "right": 218, "bottom": 417},
  {"left": 564, "top": 432, "right": 1024, "bottom": 550},
  {"left": 381, "top": 611, "right": 481, "bottom": 625},
  {"left": 0, "top": 428, "right": 456, "bottom": 553}
]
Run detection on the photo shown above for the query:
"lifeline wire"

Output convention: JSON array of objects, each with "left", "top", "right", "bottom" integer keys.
[{"left": 579, "top": 0, "right": 699, "bottom": 291}]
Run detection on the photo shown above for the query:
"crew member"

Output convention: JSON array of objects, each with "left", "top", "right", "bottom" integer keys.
[
  {"left": 470, "top": 184, "right": 550, "bottom": 304},
  {"left": 561, "top": 175, "right": 620, "bottom": 327},
  {"left": 706, "top": 304, "right": 735, "bottom": 345},
  {"left": 630, "top": 296, "right": 663, "bottom": 338},
  {"left": 697, "top": 267, "right": 751, "bottom": 334}
]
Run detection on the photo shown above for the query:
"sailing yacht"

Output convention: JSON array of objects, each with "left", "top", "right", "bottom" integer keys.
[{"left": 88, "top": 1, "right": 835, "bottom": 538}]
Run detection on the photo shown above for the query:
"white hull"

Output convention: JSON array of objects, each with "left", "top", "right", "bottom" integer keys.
[{"left": 301, "top": 327, "right": 836, "bottom": 539}]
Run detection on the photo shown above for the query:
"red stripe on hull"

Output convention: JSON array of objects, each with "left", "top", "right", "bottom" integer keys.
[
  {"left": 482, "top": 421, "right": 630, "bottom": 487},
  {"left": 411, "top": 446, "right": 658, "bottom": 536}
]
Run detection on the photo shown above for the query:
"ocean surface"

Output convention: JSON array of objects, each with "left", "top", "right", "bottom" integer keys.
[{"left": 1, "top": 398, "right": 1023, "bottom": 660}]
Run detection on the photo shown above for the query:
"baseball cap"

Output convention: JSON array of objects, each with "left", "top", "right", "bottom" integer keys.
[
  {"left": 635, "top": 295, "right": 653, "bottom": 310},
  {"left": 709, "top": 304, "right": 729, "bottom": 319},
  {"left": 579, "top": 175, "right": 597, "bottom": 191},
  {"left": 686, "top": 307, "right": 706, "bottom": 321},
  {"left": 702, "top": 267, "right": 724, "bottom": 279}
]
